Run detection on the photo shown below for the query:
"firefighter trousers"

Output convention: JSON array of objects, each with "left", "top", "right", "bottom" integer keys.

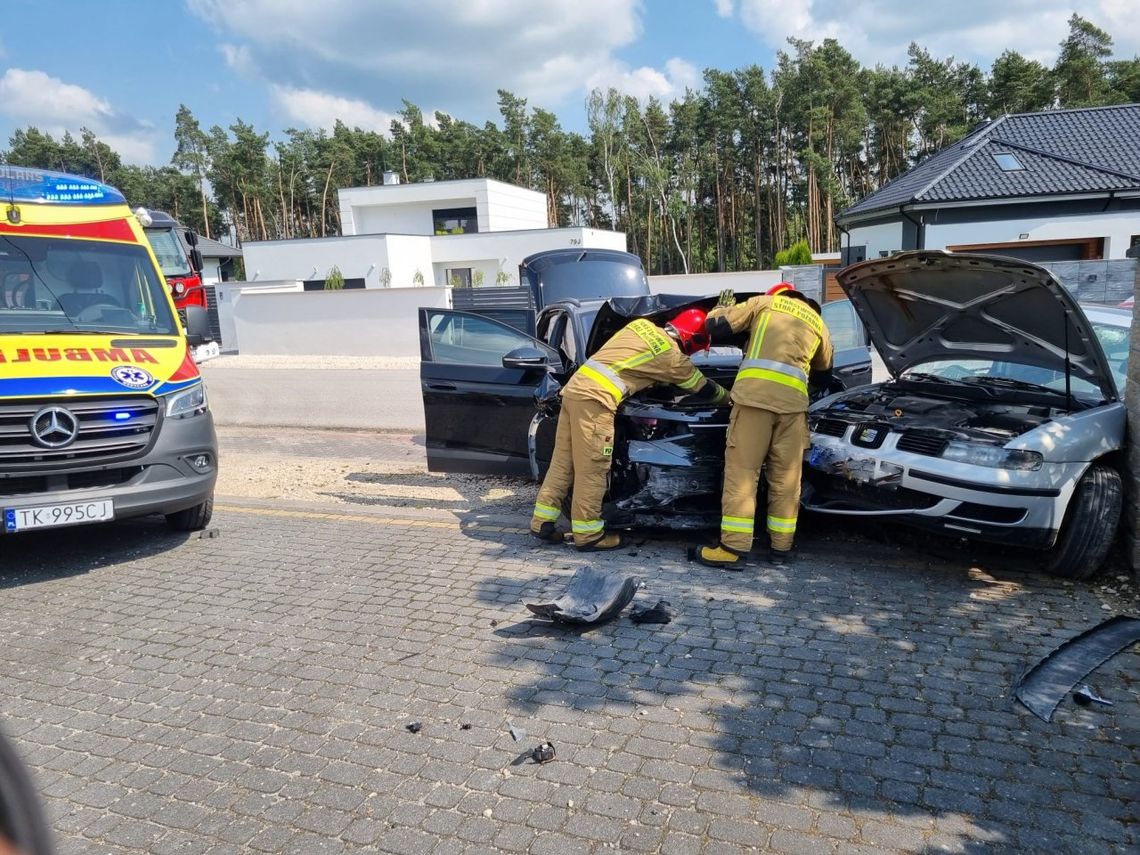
[
  {"left": 718, "top": 404, "right": 810, "bottom": 554},
  {"left": 530, "top": 396, "right": 615, "bottom": 547}
]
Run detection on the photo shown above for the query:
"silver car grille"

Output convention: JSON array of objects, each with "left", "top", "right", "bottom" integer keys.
[{"left": 0, "top": 397, "right": 159, "bottom": 469}]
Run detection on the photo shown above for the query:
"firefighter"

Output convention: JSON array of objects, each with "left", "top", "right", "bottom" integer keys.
[
  {"left": 530, "top": 308, "right": 729, "bottom": 551},
  {"left": 696, "top": 283, "right": 833, "bottom": 568}
]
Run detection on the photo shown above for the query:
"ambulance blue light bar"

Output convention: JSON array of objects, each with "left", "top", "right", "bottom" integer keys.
[{"left": 0, "top": 164, "right": 126, "bottom": 206}]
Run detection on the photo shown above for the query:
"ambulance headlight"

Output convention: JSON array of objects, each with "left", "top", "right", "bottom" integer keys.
[{"left": 165, "top": 383, "right": 209, "bottom": 419}]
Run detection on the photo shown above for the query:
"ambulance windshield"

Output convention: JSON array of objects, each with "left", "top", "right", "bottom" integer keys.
[{"left": 0, "top": 235, "right": 179, "bottom": 335}]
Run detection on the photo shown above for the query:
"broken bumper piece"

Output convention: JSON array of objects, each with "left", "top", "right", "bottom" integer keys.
[{"left": 525, "top": 566, "right": 641, "bottom": 625}]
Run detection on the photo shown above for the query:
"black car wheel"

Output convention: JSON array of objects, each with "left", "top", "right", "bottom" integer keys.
[
  {"left": 1045, "top": 464, "right": 1121, "bottom": 580},
  {"left": 165, "top": 496, "right": 214, "bottom": 532}
]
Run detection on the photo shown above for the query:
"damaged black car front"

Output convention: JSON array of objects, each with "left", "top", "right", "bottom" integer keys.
[{"left": 530, "top": 294, "right": 872, "bottom": 530}]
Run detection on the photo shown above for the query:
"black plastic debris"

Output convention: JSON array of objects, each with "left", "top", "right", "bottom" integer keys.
[
  {"left": 405, "top": 721, "right": 422, "bottom": 734},
  {"left": 630, "top": 600, "right": 674, "bottom": 625},
  {"left": 1014, "top": 616, "right": 1140, "bottom": 722},
  {"left": 1073, "top": 685, "right": 1114, "bottom": 708},
  {"left": 508, "top": 722, "right": 526, "bottom": 743},
  {"left": 524, "top": 566, "right": 641, "bottom": 625},
  {"left": 459, "top": 723, "right": 473, "bottom": 730},
  {"left": 531, "top": 741, "right": 556, "bottom": 763}
]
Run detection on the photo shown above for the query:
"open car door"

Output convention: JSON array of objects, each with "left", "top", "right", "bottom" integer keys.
[
  {"left": 419, "top": 308, "right": 561, "bottom": 475},
  {"left": 820, "top": 299, "right": 872, "bottom": 388}
]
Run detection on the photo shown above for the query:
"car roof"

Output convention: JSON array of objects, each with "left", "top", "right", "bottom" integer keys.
[{"left": 1078, "top": 303, "right": 1132, "bottom": 325}]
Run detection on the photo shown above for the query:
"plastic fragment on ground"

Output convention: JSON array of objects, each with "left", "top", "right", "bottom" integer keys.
[
  {"left": 630, "top": 599, "right": 674, "bottom": 625},
  {"left": 1014, "top": 616, "right": 1140, "bottom": 722},
  {"left": 524, "top": 566, "right": 641, "bottom": 625}
]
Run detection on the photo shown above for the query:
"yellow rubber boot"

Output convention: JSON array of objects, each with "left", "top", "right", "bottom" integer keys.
[
  {"left": 696, "top": 544, "right": 744, "bottom": 570},
  {"left": 530, "top": 522, "right": 564, "bottom": 545},
  {"left": 576, "top": 532, "right": 623, "bottom": 552}
]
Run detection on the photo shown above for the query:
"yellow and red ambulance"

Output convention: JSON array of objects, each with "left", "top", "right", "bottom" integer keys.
[{"left": 0, "top": 165, "right": 217, "bottom": 535}]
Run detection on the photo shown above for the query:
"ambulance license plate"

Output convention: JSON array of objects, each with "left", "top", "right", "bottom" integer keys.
[{"left": 5, "top": 500, "right": 114, "bottom": 532}]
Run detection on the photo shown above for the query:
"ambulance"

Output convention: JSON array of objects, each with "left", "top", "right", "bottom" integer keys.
[{"left": 0, "top": 165, "right": 217, "bottom": 535}]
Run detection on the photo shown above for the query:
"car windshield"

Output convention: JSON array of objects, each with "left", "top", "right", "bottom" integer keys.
[
  {"left": 0, "top": 234, "right": 178, "bottom": 335},
  {"left": 144, "top": 227, "right": 192, "bottom": 277},
  {"left": 901, "top": 320, "right": 1130, "bottom": 399}
]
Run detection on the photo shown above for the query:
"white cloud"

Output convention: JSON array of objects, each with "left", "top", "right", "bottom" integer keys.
[
  {"left": 271, "top": 85, "right": 399, "bottom": 133},
  {"left": 586, "top": 58, "right": 702, "bottom": 104},
  {"left": 187, "top": 0, "right": 688, "bottom": 123},
  {"left": 733, "top": 0, "right": 1139, "bottom": 68},
  {"left": 713, "top": 0, "right": 734, "bottom": 17},
  {"left": 0, "top": 68, "right": 157, "bottom": 164}
]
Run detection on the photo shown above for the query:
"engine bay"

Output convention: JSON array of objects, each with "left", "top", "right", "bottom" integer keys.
[{"left": 813, "top": 383, "right": 1061, "bottom": 444}]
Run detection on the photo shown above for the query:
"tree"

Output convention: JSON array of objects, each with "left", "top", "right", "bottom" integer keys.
[
  {"left": 1054, "top": 14, "right": 1113, "bottom": 107},
  {"left": 172, "top": 105, "right": 212, "bottom": 237},
  {"left": 989, "top": 51, "right": 1054, "bottom": 114}
]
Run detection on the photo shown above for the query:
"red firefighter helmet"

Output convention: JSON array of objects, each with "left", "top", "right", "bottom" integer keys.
[
  {"left": 767, "top": 282, "right": 795, "bottom": 296},
  {"left": 666, "top": 307, "right": 711, "bottom": 355}
]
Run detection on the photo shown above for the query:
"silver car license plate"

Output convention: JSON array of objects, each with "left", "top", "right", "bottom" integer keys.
[{"left": 5, "top": 499, "right": 114, "bottom": 532}]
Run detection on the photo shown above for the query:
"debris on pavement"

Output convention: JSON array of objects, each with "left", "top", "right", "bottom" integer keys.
[
  {"left": 405, "top": 721, "right": 422, "bottom": 734},
  {"left": 1073, "top": 685, "right": 1114, "bottom": 708},
  {"left": 630, "top": 599, "right": 674, "bottom": 625},
  {"left": 531, "top": 741, "right": 556, "bottom": 763},
  {"left": 507, "top": 722, "right": 526, "bottom": 742},
  {"left": 1014, "top": 615, "right": 1140, "bottom": 722},
  {"left": 524, "top": 566, "right": 641, "bottom": 625},
  {"left": 459, "top": 723, "right": 472, "bottom": 730}
]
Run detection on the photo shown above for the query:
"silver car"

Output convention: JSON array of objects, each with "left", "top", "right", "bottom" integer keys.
[{"left": 803, "top": 251, "right": 1130, "bottom": 579}]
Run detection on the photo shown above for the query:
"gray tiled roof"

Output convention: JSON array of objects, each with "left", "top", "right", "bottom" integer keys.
[
  {"left": 839, "top": 104, "right": 1140, "bottom": 221},
  {"left": 195, "top": 235, "right": 243, "bottom": 258}
]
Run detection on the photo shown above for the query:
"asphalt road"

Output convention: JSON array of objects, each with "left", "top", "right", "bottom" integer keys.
[{"left": 202, "top": 367, "right": 425, "bottom": 432}]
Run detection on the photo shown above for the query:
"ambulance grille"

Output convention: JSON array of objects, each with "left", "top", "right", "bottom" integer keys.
[{"left": 0, "top": 397, "right": 159, "bottom": 470}]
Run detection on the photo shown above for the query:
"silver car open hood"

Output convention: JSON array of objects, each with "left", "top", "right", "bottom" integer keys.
[{"left": 837, "top": 251, "right": 1118, "bottom": 401}]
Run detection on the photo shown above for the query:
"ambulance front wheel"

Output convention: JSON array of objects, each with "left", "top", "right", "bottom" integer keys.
[{"left": 166, "top": 495, "right": 214, "bottom": 531}]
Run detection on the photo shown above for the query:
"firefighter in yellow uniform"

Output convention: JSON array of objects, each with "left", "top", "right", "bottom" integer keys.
[
  {"left": 531, "top": 308, "right": 728, "bottom": 551},
  {"left": 697, "top": 284, "right": 833, "bottom": 568}
]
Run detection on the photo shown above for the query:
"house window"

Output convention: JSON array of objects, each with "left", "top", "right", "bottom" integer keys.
[
  {"left": 446, "top": 268, "right": 473, "bottom": 288},
  {"left": 993, "top": 152, "right": 1024, "bottom": 172},
  {"left": 433, "top": 207, "right": 478, "bottom": 235}
]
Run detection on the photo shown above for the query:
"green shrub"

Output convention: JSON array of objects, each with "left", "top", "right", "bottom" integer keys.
[
  {"left": 324, "top": 265, "right": 345, "bottom": 290},
  {"left": 774, "top": 240, "right": 813, "bottom": 267}
]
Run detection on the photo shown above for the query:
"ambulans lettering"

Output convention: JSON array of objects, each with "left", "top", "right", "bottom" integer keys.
[{"left": 0, "top": 347, "right": 158, "bottom": 364}]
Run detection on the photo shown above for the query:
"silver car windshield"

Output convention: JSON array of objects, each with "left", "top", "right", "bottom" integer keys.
[
  {"left": 903, "top": 320, "right": 1130, "bottom": 400},
  {"left": 0, "top": 234, "right": 178, "bottom": 335}
]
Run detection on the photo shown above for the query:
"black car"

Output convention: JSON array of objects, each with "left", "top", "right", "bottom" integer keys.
[{"left": 418, "top": 293, "right": 873, "bottom": 529}]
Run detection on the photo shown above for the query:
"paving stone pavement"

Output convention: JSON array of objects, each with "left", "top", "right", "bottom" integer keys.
[{"left": 0, "top": 498, "right": 1137, "bottom": 854}]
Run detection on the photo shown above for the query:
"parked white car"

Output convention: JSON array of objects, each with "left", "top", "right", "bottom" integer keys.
[{"left": 803, "top": 251, "right": 1129, "bottom": 579}]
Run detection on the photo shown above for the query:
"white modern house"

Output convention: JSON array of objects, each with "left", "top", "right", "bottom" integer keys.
[
  {"left": 240, "top": 175, "right": 626, "bottom": 290},
  {"left": 837, "top": 104, "right": 1140, "bottom": 265}
]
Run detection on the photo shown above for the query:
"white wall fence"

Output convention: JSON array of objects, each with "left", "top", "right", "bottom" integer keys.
[{"left": 231, "top": 285, "right": 452, "bottom": 357}]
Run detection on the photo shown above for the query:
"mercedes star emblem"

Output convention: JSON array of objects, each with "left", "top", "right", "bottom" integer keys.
[{"left": 30, "top": 406, "right": 80, "bottom": 449}]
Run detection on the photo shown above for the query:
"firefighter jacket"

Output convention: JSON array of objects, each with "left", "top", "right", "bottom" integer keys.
[
  {"left": 563, "top": 319, "right": 726, "bottom": 412},
  {"left": 707, "top": 294, "right": 833, "bottom": 413}
]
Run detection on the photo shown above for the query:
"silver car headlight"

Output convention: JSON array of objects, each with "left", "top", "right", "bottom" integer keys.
[
  {"left": 941, "top": 441, "right": 1042, "bottom": 470},
  {"left": 164, "top": 383, "right": 209, "bottom": 419}
]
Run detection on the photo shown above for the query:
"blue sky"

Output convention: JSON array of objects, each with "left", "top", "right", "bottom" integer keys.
[{"left": 0, "top": 1, "right": 1135, "bottom": 165}]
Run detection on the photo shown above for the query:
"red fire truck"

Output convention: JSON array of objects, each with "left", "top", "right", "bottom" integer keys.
[{"left": 135, "top": 208, "right": 219, "bottom": 361}]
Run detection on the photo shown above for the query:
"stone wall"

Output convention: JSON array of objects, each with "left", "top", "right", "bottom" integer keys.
[{"left": 1040, "top": 259, "right": 1136, "bottom": 304}]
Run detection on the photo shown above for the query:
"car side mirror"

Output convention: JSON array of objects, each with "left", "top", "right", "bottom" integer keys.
[
  {"left": 183, "top": 304, "right": 212, "bottom": 347},
  {"left": 503, "top": 346, "right": 549, "bottom": 371},
  {"left": 189, "top": 248, "right": 204, "bottom": 272},
  {"left": 184, "top": 229, "right": 199, "bottom": 247}
]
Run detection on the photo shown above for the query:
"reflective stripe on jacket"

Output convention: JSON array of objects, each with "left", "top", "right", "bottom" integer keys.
[
  {"left": 707, "top": 294, "right": 833, "bottom": 413},
  {"left": 563, "top": 318, "right": 720, "bottom": 410}
]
